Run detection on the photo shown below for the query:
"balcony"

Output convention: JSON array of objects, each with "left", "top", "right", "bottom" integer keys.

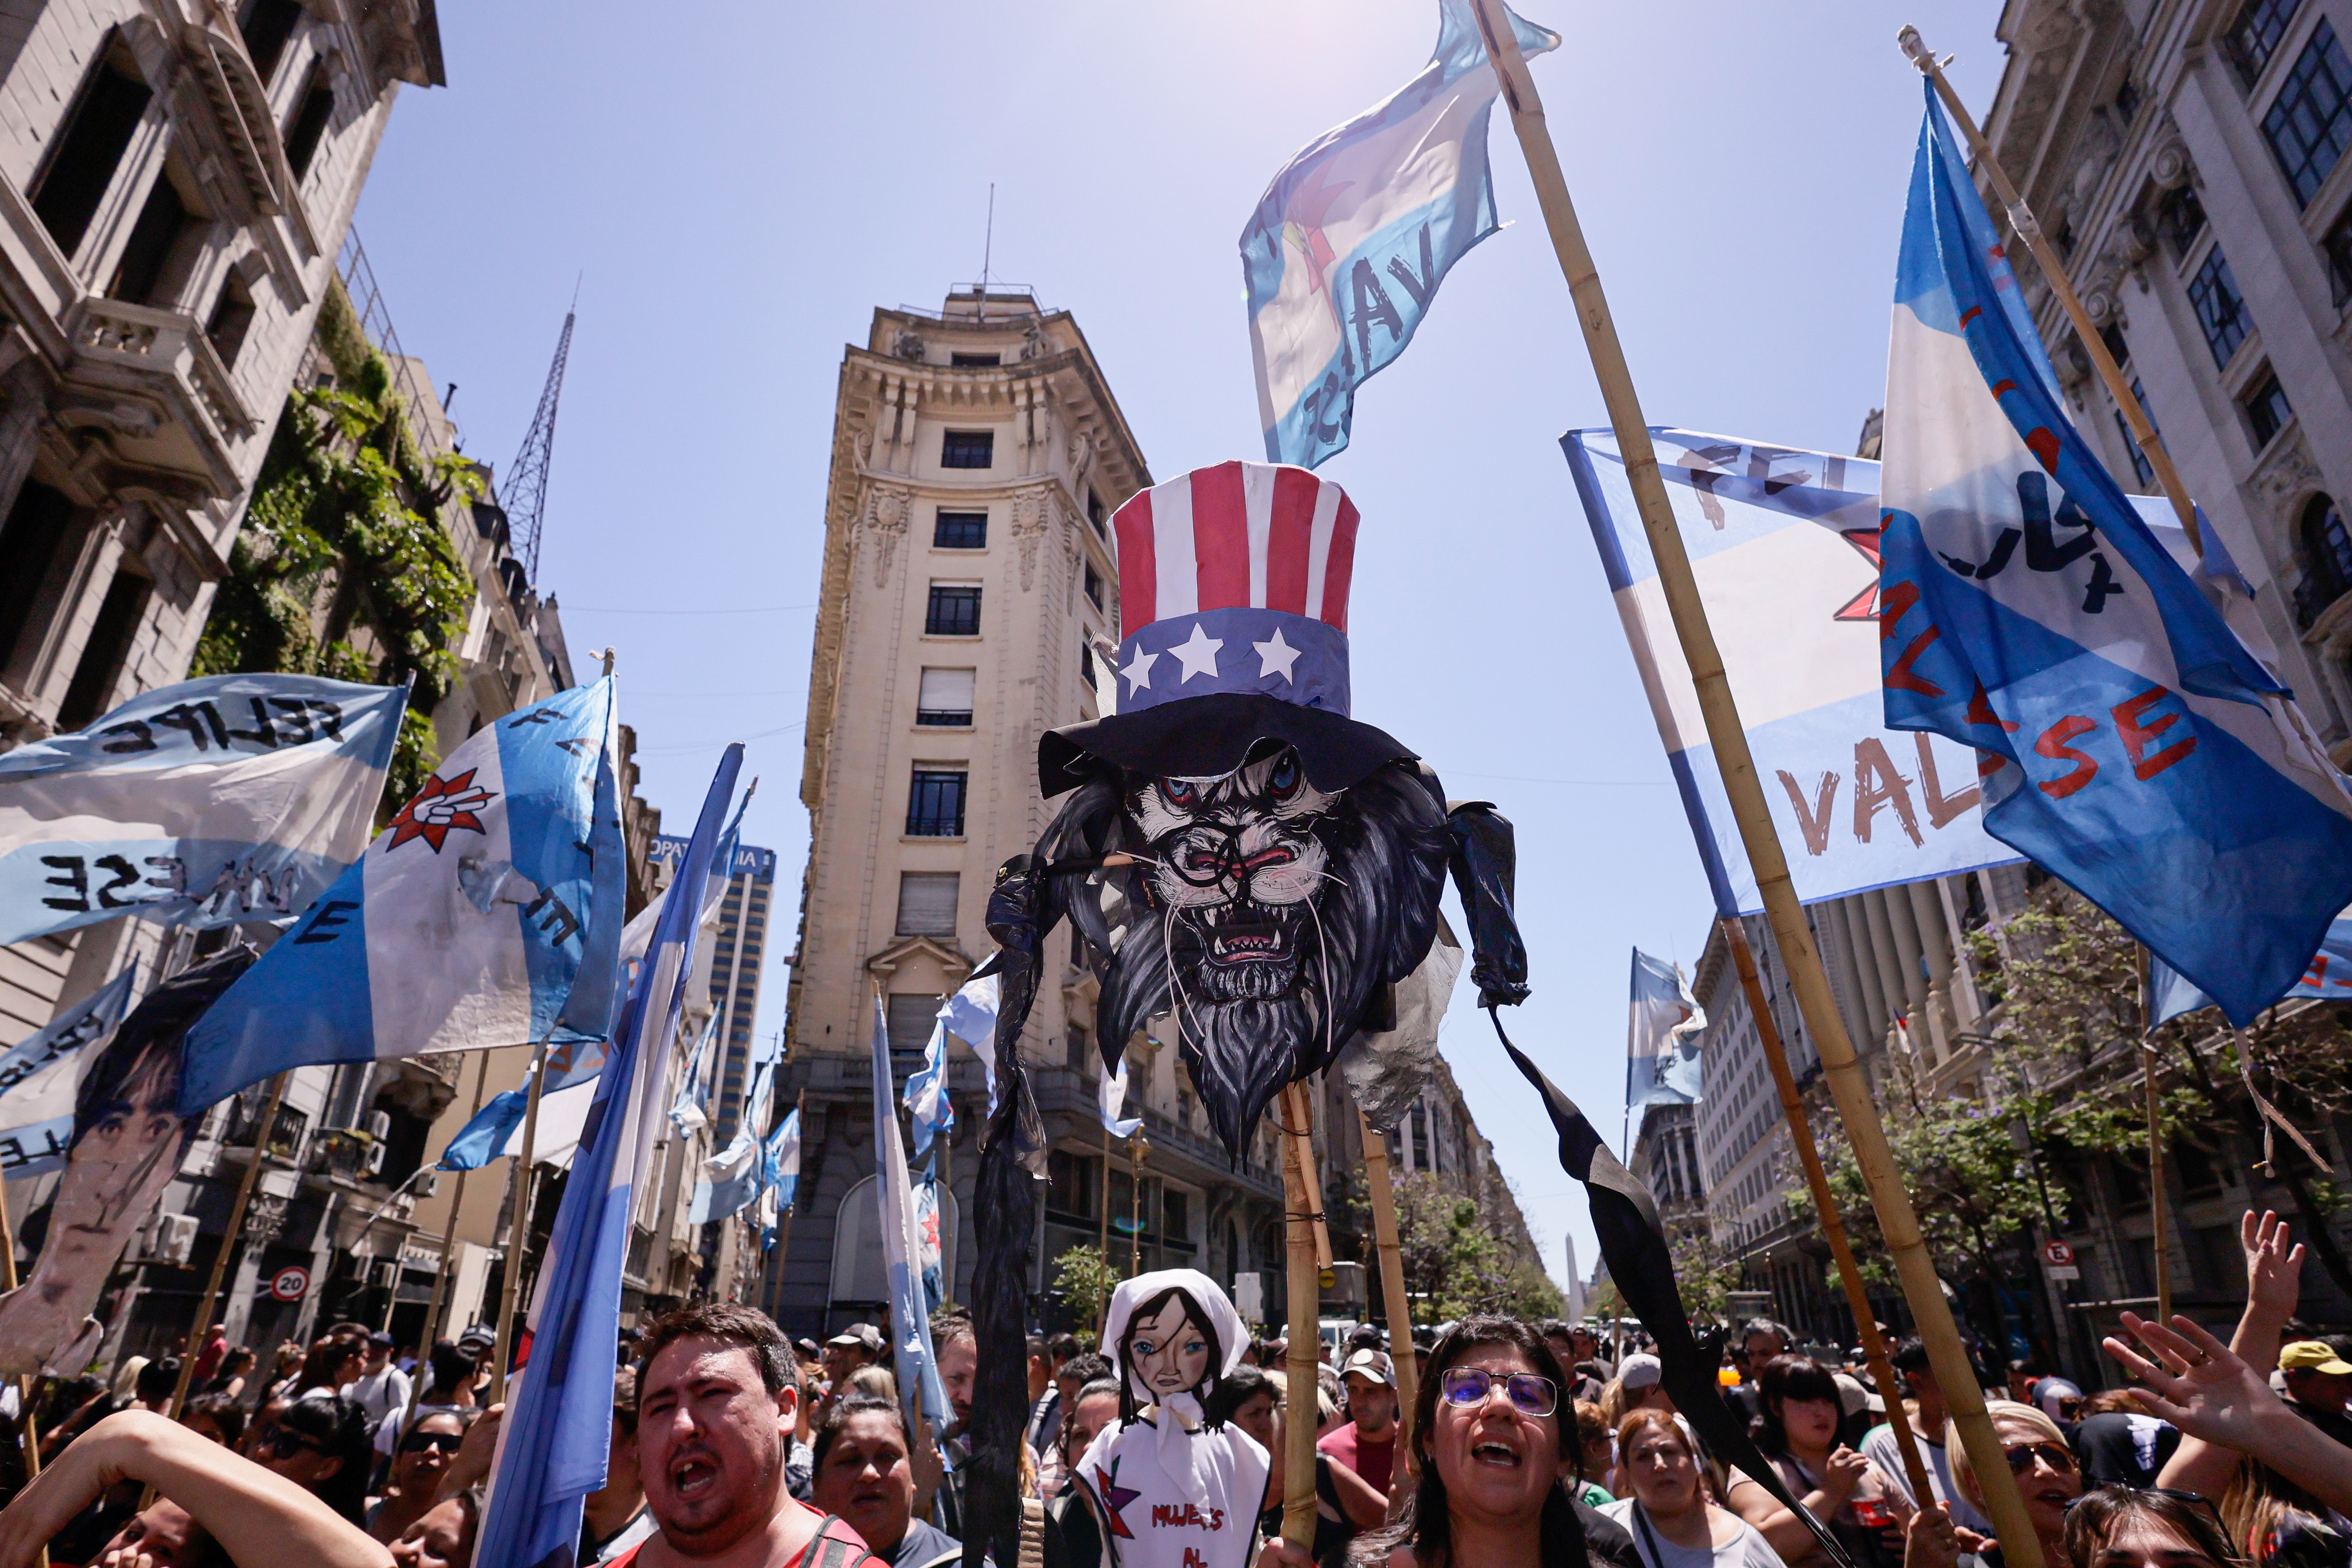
[
  {"left": 56, "top": 298, "right": 256, "bottom": 503},
  {"left": 224, "top": 1096, "right": 308, "bottom": 1161}
]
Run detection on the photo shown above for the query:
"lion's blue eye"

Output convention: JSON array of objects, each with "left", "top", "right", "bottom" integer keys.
[{"left": 1269, "top": 755, "right": 1299, "bottom": 798}]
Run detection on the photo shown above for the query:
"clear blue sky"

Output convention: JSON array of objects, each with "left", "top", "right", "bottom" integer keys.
[{"left": 350, "top": 1, "right": 2004, "bottom": 1299}]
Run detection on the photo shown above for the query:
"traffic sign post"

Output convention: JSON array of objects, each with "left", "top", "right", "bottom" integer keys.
[
  {"left": 2042, "top": 1240, "right": 2079, "bottom": 1281},
  {"left": 270, "top": 1265, "right": 310, "bottom": 1302}
]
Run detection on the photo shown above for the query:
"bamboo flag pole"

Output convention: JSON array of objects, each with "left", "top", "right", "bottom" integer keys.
[
  {"left": 1278, "top": 1082, "right": 1323, "bottom": 1552},
  {"left": 1358, "top": 1109, "right": 1419, "bottom": 1455},
  {"left": 1897, "top": 27, "right": 2201, "bottom": 556},
  {"left": 491, "top": 1035, "right": 554, "bottom": 1404},
  {"left": 402, "top": 1051, "right": 492, "bottom": 1433},
  {"left": 0, "top": 1168, "right": 47, "bottom": 1521},
  {"left": 1463, "top": 7, "right": 2045, "bottom": 1564},
  {"left": 164, "top": 1072, "right": 289, "bottom": 1422},
  {"left": 2143, "top": 1047, "right": 2172, "bottom": 1325},
  {"left": 1722, "top": 920, "right": 1932, "bottom": 1503}
]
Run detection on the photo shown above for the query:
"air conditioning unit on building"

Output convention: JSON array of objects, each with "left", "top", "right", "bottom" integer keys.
[
  {"left": 372, "top": 1259, "right": 401, "bottom": 1290},
  {"left": 134, "top": 1212, "right": 198, "bottom": 1267},
  {"left": 365, "top": 1110, "right": 392, "bottom": 1141},
  {"left": 364, "top": 1140, "right": 386, "bottom": 1175}
]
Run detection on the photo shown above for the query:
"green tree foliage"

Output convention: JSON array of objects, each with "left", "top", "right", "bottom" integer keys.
[
  {"left": 1667, "top": 1225, "right": 1742, "bottom": 1323},
  {"left": 1390, "top": 1171, "right": 1563, "bottom": 1321},
  {"left": 1051, "top": 1244, "right": 1120, "bottom": 1332},
  {"left": 191, "top": 282, "right": 479, "bottom": 809}
]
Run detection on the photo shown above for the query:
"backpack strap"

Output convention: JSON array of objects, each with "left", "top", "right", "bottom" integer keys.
[{"left": 801, "top": 1512, "right": 877, "bottom": 1568}]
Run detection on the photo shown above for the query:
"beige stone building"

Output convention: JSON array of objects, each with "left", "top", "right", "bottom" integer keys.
[{"left": 777, "top": 287, "right": 1315, "bottom": 1333}]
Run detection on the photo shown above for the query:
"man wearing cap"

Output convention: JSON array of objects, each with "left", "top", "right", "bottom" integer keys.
[
  {"left": 1318, "top": 1348, "right": 1399, "bottom": 1496},
  {"left": 2279, "top": 1340, "right": 2352, "bottom": 1450},
  {"left": 344, "top": 1330, "right": 411, "bottom": 1432},
  {"left": 822, "top": 1326, "right": 881, "bottom": 1394}
]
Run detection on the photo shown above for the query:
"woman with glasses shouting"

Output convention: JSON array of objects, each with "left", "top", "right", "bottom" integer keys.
[
  {"left": 367, "top": 1409, "right": 476, "bottom": 1544},
  {"left": 1257, "top": 1315, "right": 1634, "bottom": 1568},
  {"left": 1945, "top": 1401, "right": 2083, "bottom": 1568}
]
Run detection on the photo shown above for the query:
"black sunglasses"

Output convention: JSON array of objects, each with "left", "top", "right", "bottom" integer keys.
[
  {"left": 2004, "top": 1441, "right": 2078, "bottom": 1474},
  {"left": 262, "top": 1428, "right": 330, "bottom": 1460},
  {"left": 401, "top": 1430, "right": 464, "bottom": 1455}
]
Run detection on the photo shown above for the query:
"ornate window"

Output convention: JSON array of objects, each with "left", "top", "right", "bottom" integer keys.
[
  {"left": 2230, "top": 0, "right": 2303, "bottom": 85},
  {"left": 2187, "top": 248, "right": 2253, "bottom": 366},
  {"left": 2297, "top": 495, "right": 2352, "bottom": 628},
  {"left": 2262, "top": 21, "right": 2352, "bottom": 206}
]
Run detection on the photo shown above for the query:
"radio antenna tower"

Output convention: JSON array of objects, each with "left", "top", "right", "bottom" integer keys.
[{"left": 505, "top": 290, "right": 576, "bottom": 580}]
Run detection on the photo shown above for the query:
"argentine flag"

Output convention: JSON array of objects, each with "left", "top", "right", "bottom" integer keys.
[
  {"left": 1242, "top": 0, "right": 1555, "bottom": 468},
  {"left": 1879, "top": 85, "right": 2352, "bottom": 1024},
  {"left": 1626, "top": 949, "right": 1703, "bottom": 1110},
  {"left": 474, "top": 744, "right": 741, "bottom": 1568},
  {"left": 871, "top": 995, "right": 950, "bottom": 1436},
  {"left": 177, "top": 679, "right": 623, "bottom": 1114}
]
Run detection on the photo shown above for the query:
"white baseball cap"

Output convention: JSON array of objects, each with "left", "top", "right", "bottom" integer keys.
[
  {"left": 1619, "top": 1352, "right": 1664, "bottom": 1391},
  {"left": 1341, "top": 1348, "right": 1396, "bottom": 1388}
]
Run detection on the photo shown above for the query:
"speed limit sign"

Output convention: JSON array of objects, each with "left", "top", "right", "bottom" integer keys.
[{"left": 269, "top": 1265, "right": 310, "bottom": 1301}]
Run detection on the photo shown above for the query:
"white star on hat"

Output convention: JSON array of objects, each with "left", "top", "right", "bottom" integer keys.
[
  {"left": 1170, "top": 622, "right": 1224, "bottom": 683},
  {"left": 1121, "top": 645, "right": 1160, "bottom": 695},
  {"left": 1253, "top": 627, "right": 1301, "bottom": 683}
]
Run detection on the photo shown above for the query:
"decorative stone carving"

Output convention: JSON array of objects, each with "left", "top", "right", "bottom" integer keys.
[
  {"left": 1020, "top": 321, "right": 1049, "bottom": 361},
  {"left": 860, "top": 482, "right": 913, "bottom": 588},
  {"left": 2055, "top": 341, "right": 2093, "bottom": 388},
  {"left": 1010, "top": 486, "right": 1053, "bottom": 591},
  {"left": 891, "top": 325, "right": 926, "bottom": 363},
  {"left": 2151, "top": 139, "right": 2195, "bottom": 190},
  {"left": 2254, "top": 429, "right": 2322, "bottom": 515},
  {"left": 2083, "top": 287, "right": 2116, "bottom": 325}
]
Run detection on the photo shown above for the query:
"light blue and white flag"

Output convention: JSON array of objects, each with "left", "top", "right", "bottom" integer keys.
[
  {"left": 936, "top": 972, "right": 1000, "bottom": 1116},
  {"left": 1097, "top": 1055, "right": 1143, "bottom": 1139},
  {"left": 474, "top": 744, "right": 740, "bottom": 1568},
  {"left": 177, "top": 680, "right": 622, "bottom": 1114},
  {"left": 764, "top": 1105, "right": 800, "bottom": 1215},
  {"left": 904, "top": 1006, "right": 954, "bottom": 1161},
  {"left": 2152, "top": 906, "right": 2352, "bottom": 1022},
  {"left": 1878, "top": 85, "right": 2352, "bottom": 1025},
  {"left": 0, "top": 966, "right": 134, "bottom": 1178},
  {"left": 0, "top": 675, "right": 406, "bottom": 944},
  {"left": 436, "top": 1067, "right": 599, "bottom": 1174},
  {"left": 872, "top": 995, "right": 949, "bottom": 1435},
  {"left": 1626, "top": 949, "right": 1703, "bottom": 1109},
  {"left": 668, "top": 1013, "right": 718, "bottom": 1134},
  {"left": 1242, "top": 0, "right": 1555, "bottom": 468},
  {"left": 690, "top": 1024, "right": 778, "bottom": 1224}
]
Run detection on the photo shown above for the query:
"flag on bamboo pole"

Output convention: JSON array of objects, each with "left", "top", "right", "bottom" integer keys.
[
  {"left": 0, "top": 965, "right": 134, "bottom": 1178},
  {"left": 1096, "top": 1055, "right": 1142, "bottom": 1138},
  {"left": 904, "top": 1004, "right": 955, "bottom": 1160},
  {"left": 176, "top": 679, "right": 623, "bottom": 1113},
  {"left": 690, "top": 1024, "right": 778, "bottom": 1223},
  {"left": 474, "top": 744, "right": 740, "bottom": 1568},
  {"left": 1241, "top": 0, "right": 1556, "bottom": 468},
  {"left": 2151, "top": 906, "right": 2352, "bottom": 1021},
  {"left": 871, "top": 995, "right": 950, "bottom": 1435},
  {"left": 1626, "top": 949, "right": 1703, "bottom": 1109},
  {"left": 936, "top": 972, "right": 1000, "bottom": 1114},
  {"left": 435, "top": 1065, "right": 599, "bottom": 1173},
  {"left": 0, "top": 674, "right": 407, "bottom": 943},
  {"left": 668, "top": 1012, "right": 717, "bottom": 1134},
  {"left": 1877, "top": 83, "right": 2352, "bottom": 1025}
]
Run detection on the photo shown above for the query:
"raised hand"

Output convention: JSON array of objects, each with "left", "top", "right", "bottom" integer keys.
[
  {"left": 2104, "top": 1313, "right": 2285, "bottom": 1453},
  {"left": 2243, "top": 1210, "right": 2305, "bottom": 1324}
]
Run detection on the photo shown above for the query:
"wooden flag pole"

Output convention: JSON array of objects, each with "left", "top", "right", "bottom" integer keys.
[
  {"left": 1465, "top": 6, "right": 2044, "bottom": 1564},
  {"left": 1722, "top": 919, "right": 1932, "bottom": 1503},
  {"left": 164, "top": 1072, "right": 289, "bottom": 1422},
  {"left": 1897, "top": 27, "right": 2201, "bottom": 555},
  {"left": 491, "top": 1036, "right": 554, "bottom": 1404},
  {"left": 1358, "top": 1109, "right": 1419, "bottom": 1456},
  {"left": 1278, "top": 1082, "right": 1322, "bottom": 1551},
  {"left": 2143, "top": 1046, "right": 2172, "bottom": 1325},
  {"left": 402, "top": 1050, "right": 492, "bottom": 1433}
]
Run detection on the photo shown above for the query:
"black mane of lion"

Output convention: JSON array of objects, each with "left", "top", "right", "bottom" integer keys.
[{"left": 1048, "top": 758, "right": 1451, "bottom": 1155}]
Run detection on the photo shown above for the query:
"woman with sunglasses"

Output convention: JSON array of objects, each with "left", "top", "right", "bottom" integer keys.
[
  {"left": 1272, "top": 1315, "right": 1631, "bottom": 1568},
  {"left": 1604, "top": 1410, "right": 1780, "bottom": 1568},
  {"left": 2062, "top": 1487, "right": 2249, "bottom": 1568},
  {"left": 367, "top": 1411, "right": 473, "bottom": 1545},
  {"left": 1946, "top": 1401, "right": 2083, "bottom": 1568},
  {"left": 252, "top": 1391, "right": 374, "bottom": 1525}
]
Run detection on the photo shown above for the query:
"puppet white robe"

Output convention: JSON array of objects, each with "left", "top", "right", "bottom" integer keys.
[{"left": 1073, "top": 1397, "right": 1269, "bottom": 1568}]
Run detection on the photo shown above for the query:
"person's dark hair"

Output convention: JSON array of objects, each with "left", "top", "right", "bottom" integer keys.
[
  {"left": 929, "top": 1309, "right": 976, "bottom": 1353},
  {"left": 427, "top": 1341, "right": 476, "bottom": 1401},
  {"left": 1348, "top": 1323, "right": 1385, "bottom": 1352},
  {"left": 136, "top": 1356, "right": 182, "bottom": 1406},
  {"left": 278, "top": 1390, "right": 373, "bottom": 1523},
  {"left": 1742, "top": 1319, "right": 1789, "bottom": 1347},
  {"left": 810, "top": 1392, "right": 904, "bottom": 1477},
  {"left": 296, "top": 1336, "right": 361, "bottom": 1392},
  {"left": 1751, "top": 1356, "right": 1842, "bottom": 1457},
  {"left": 1048, "top": 1332, "right": 1079, "bottom": 1364},
  {"left": 218, "top": 1347, "right": 255, "bottom": 1375},
  {"left": 635, "top": 1301, "right": 798, "bottom": 1406},
  {"left": 1363, "top": 1314, "right": 1588, "bottom": 1568},
  {"left": 1027, "top": 1334, "right": 1048, "bottom": 1361},
  {"left": 1060, "top": 1352, "right": 1111, "bottom": 1389},
  {"left": 1891, "top": 1336, "right": 1931, "bottom": 1375},
  {"left": 2067, "top": 1486, "right": 2249, "bottom": 1568},
  {"left": 182, "top": 1392, "right": 247, "bottom": 1446},
  {"left": 1537, "top": 1319, "right": 1575, "bottom": 1343},
  {"left": 1203, "top": 1363, "right": 1275, "bottom": 1426},
  {"left": 1114, "top": 1287, "right": 1225, "bottom": 1425}
]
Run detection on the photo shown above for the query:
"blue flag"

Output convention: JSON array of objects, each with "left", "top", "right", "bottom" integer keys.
[
  {"left": 473, "top": 744, "right": 741, "bottom": 1568},
  {"left": 1242, "top": 0, "right": 1555, "bottom": 467},
  {"left": 690, "top": 1024, "right": 778, "bottom": 1223},
  {"left": 0, "top": 965, "right": 135, "bottom": 1178},
  {"left": 2152, "top": 906, "right": 2352, "bottom": 1022},
  {"left": 1878, "top": 85, "right": 2352, "bottom": 1026},
  {"left": 872, "top": 996, "right": 949, "bottom": 1435},
  {"left": 0, "top": 675, "right": 407, "bottom": 943},
  {"left": 177, "top": 680, "right": 623, "bottom": 1114},
  {"left": 903, "top": 1005, "right": 954, "bottom": 1160},
  {"left": 1626, "top": 949, "right": 1704, "bottom": 1109}
]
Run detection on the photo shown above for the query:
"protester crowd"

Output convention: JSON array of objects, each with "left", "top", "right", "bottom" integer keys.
[{"left": 3, "top": 1207, "right": 2351, "bottom": 1568}]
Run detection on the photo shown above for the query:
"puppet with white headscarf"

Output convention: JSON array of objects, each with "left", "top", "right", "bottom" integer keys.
[{"left": 1071, "top": 1269, "right": 1266, "bottom": 1568}]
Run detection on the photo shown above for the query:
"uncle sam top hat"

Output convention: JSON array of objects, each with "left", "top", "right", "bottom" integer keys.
[{"left": 1038, "top": 459, "right": 1417, "bottom": 795}]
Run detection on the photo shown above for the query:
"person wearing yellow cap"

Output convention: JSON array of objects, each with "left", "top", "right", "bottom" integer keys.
[{"left": 2279, "top": 1340, "right": 2352, "bottom": 1451}]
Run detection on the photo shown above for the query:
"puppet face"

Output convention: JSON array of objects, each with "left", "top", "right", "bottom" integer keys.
[
  {"left": 1129, "top": 748, "right": 1337, "bottom": 1002},
  {"left": 1127, "top": 1296, "right": 1213, "bottom": 1400},
  {"left": 1082, "top": 750, "right": 1450, "bottom": 1156}
]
